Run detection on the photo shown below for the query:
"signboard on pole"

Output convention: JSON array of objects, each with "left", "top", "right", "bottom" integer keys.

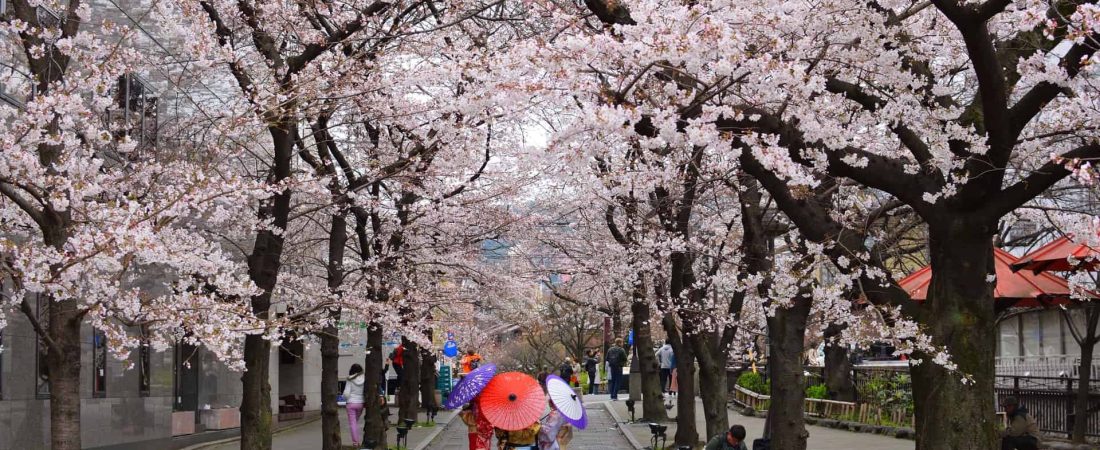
[{"left": 443, "top": 340, "right": 458, "bottom": 358}]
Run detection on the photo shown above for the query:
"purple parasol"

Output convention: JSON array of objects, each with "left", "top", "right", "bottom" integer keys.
[
  {"left": 545, "top": 374, "right": 587, "bottom": 429},
  {"left": 444, "top": 362, "right": 497, "bottom": 410}
]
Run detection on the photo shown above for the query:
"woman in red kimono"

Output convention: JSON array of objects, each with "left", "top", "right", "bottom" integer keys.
[{"left": 459, "top": 398, "right": 494, "bottom": 450}]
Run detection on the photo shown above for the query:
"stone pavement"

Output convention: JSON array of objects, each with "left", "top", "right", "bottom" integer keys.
[
  {"left": 423, "top": 401, "right": 631, "bottom": 450},
  {"left": 605, "top": 397, "right": 914, "bottom": 450},
  {"left": 193, "top": 406, "right": 457, "bottom": 450}
]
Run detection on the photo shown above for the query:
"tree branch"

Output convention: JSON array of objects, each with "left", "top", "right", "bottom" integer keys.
[{"left": 981, "top": 143, "right": 1100, "bottom": 219}]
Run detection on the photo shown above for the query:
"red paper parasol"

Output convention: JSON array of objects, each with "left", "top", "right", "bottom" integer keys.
[{"left": 477, "top": 372, "right": 546, "bottom": 431}]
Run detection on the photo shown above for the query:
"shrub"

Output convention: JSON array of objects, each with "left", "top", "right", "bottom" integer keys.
[
  {"left": 805, "top": 383, "right": 828, "bottom": 399},
  {"left": 737, "top": 371, "right": 770, "bottom": 395}
]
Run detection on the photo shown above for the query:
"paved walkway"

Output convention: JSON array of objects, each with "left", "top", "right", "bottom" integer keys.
[
  {"left": 195, "top": 406, "right": 457, "bottom": 450},
  {"left": 605, "top": 396, "right": 914, "bottom": 450},
  {"left": 424, "top": 401, "right": 631, "bottom": 450},
  {"left": 187, "top": 395, "right": 916, "bottom": 449}
]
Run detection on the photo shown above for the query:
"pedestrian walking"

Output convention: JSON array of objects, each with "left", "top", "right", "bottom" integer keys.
[
  {"left": 704, "top": 424, "right": 748, "bottom": 450},
  {"left": 606, "top": 338, "right": 627, "bottom": 400},
  {"left": 668, "top": 349, "right": 678, "bottom": 396},
  {"left": 390, "top": 343, "right": 406, "bottom": 385},
  {"left": 459, "top": 400, "right": 493, "bottom": 450},
  {"left": 569, "top": 359, "right": 581, "bottom": 387},
  {"left": 380, "top": 358, "right": 391, "bottom": 396},
  {"left": 496, "top": 421, "right": 541, "bottom": 450},
  {"left": 558, "top": 358, "right": 574, "bottom": 386},
  {"left": 656, "top": 341, "right": 674, "bottom": 393},
  {"left": 583, "top": 350, "right": 599, "bottom": 395},
  {"left": 461, "top": 349, "right": 483, "bottom": 374},
  {"left": 1000, "top": 396, "right": 1041, "bottom": 450},
  {"left": 342, "top": 364, "right": 366, "bottom": 448},
  {"left": 538, "top": 401, "right": 565, "bottom": 450}
]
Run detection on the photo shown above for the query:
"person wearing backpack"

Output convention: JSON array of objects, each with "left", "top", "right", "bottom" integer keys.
[
  {"left": 461, "top": 349, "right": 482, "bottom": 374},
  {"left": 583, "top": 350, "right": 599, "bottom": 395},
  {"left": 605, "top": 338, "right": 627, "bottom": 400},
  {"left": 389, "top": 344, "right": 405, "bottom": 385}
]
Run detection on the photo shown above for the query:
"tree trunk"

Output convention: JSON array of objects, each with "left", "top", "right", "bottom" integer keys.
[
  {"left": 766, "top": 295, "right": 812, "bottom": 450},
  {"left": 910, "top": 225, "right": 997, "bottom": 450},
  {"left": 319, "top": 323, "right": 341, "bottom": 450},
  {"left": 320, "top": 211, "right": 347, "bottom": 450},
  {"left": 822, "top": 324, "right": 855, "bottom": 402},
  {"left": 398, "top": 337, "right": 421, "bottom": 423},
  {"left": 696, "top": 346, "right": 729, "bottom": 442},
  {"left": 632, "top": 294, "right": 668, "bottom": 422},
  {"left": 241, "top": 124, "right": 294, "bottom": 450},
  {"left": 420, "top": 347, "right": 437, "bottom": 413},
  {"left": 612, "top": 312, "right": 624, "bottom": 345},
  {"left": 363, "top": 323, "right": 388, "bottom": 449},
  {"left": 667, "top": 315, "right": 698, "bottom": 447},
  {"left": 47, "top": 298, "right": 82, "bottom": 450},
  {"left": 240, "top": 335, "right": 273, "bottom": 450},
  {"left": 1072, "top": 337, "right": 1095, "bottom": 444}
]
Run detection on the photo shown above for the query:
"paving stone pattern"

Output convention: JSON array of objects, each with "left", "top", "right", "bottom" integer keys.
[{"left": 424, "top": 405, "right": 632, "bottom": 450}]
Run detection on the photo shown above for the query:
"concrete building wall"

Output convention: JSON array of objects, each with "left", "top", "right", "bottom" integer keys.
[
  {"left": 0, "top": 308, "right": 324, "bottom": 449},
  {"left": 302, "top": 344, "right": 322, "bottom": 412},
  {"left": 0, "top": 311, "right": 180, "bottom": 450}
]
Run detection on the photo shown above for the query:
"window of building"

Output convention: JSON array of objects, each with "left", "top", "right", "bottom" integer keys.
[
  {"left": 92, "top": 328, "right": 107, "bottom": 398},
  {"left": 173, "top": 343, "right": 200, "bottom": 411},
  {"left": 997, "top": 316, "right": 1021, "bottom": 358},
  {"left": 35, "top": 294, "right": 49, "bottom": 399},
  {"left": 1022, "top": 313, "right": 1042, "bottom": 357},
  {"left": 139, "top": 335, "right": 151, "bottom": 397},
  {"left": 1041, "top": 310, "right": 1064, "bottom": 356}
]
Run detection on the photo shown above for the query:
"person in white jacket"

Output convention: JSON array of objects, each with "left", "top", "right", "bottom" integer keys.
[
  {"left": 656, "top": 342, "right": 675, "bottom": 393},
  {"left": 343, "top": 364, "right": 366, "bottom": 447}
]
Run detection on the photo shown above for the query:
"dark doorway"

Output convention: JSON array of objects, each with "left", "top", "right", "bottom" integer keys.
[{"left": 174, "top": 343, "right": 200, "bottom": 413}]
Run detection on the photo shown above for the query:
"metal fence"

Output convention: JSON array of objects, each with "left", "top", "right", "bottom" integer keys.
[
  {"left": 996, "top": 375, "right": 1100, "bottom": 439},
  {"left": 798, "top": 367, "right": 1100, "bottom": 439}
]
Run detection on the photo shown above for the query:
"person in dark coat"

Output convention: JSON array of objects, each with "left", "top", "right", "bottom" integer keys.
[
  {"left": 704, "top": 425, "right": 748, "bottom": 450},
  {"left": 1001, "top": 396, "right": 1041, "bottom": 450},
  {"left": 605, "top": 339, "right": 627, "bottom": 400},
  {"left": 583, "top": 350, "right": 599, "bottom": 395}
]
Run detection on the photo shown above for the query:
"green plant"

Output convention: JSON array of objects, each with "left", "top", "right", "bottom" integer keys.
[
  {"left": 805, "top": 383, "right": 828, "bottom": 399},
  {"left": 856, "top": 372, "right": 914, "bottom": 424},
  {"left": 737, "top": 371, "right": 770, "bottom": 395}
]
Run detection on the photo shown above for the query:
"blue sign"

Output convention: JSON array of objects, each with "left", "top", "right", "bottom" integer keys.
[
  {"left": 628, "top": 329, "right": 634, "bottom": 345},
  {"left": 443, "top": 340, "right": 458, "bottom": 358}
]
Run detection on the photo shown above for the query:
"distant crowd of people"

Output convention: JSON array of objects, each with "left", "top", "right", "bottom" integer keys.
[{"left": 343, "top": 337, "right": 1045, "bottom": 450}]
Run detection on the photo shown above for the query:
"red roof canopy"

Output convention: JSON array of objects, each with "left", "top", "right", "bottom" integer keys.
[
  {"left": 1012, "top": 235, "right": 1100, "bottom": 273},
  {"left": 897, "top": 248, "right": 1077, "bottom": 307}
]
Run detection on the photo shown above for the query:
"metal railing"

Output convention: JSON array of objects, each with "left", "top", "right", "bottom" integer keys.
[
  {"left": 996, "top": 374, "right": 1100, "bottom": 439},
  {"left": 996, "top": 356, "right": 1100, "bottom": 379}
]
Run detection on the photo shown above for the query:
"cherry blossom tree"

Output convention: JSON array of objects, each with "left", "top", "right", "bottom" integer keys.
[
  {"left": 0, "top": 2, "right": 264, "bottom": 449},
  {"left": 496, "top": 1, "right": 1100, "bottom": 448}
]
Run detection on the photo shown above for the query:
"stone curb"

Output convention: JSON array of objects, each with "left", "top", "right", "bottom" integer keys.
[
  {"left": 801, "top": 416, "right": 914, "bottom": 441},
  {"left": 602, "top": 401, "right": 646, "bottom": 450},
  {"left": 412, "top": 410, "right": 461, "bottom": 450}
]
